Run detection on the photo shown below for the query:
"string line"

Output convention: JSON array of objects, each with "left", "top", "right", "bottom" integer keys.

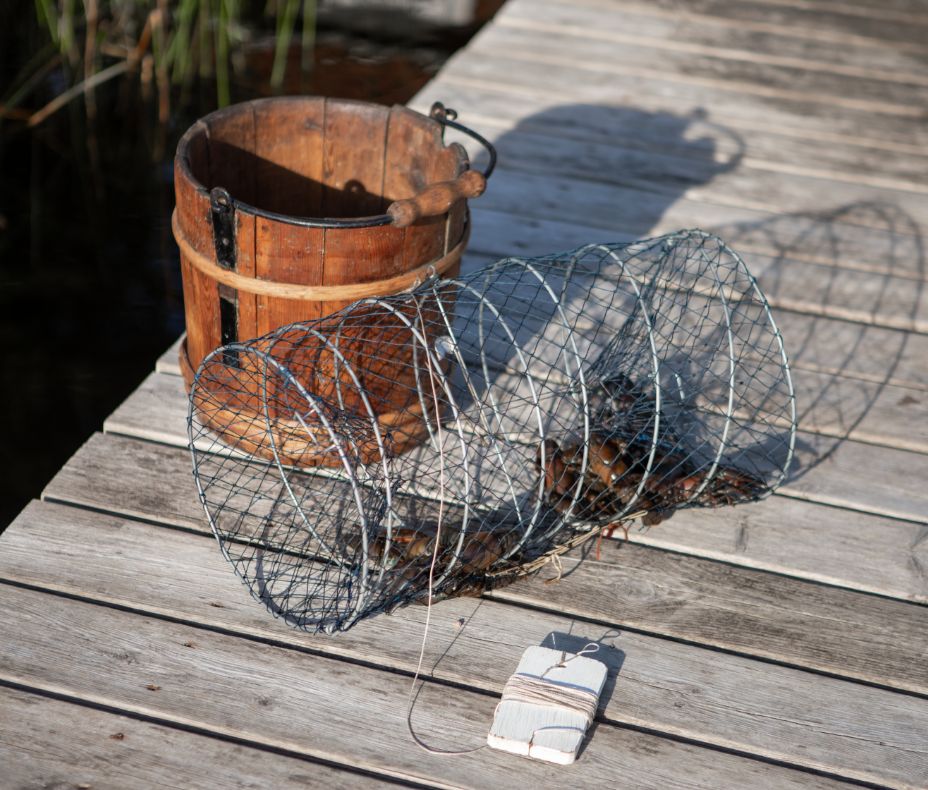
[{"left": 406, "top": 297, "right": 486, "bottom": 756}]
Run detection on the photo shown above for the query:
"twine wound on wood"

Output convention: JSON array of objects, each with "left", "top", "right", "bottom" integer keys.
[{"left": 499, "top": 674, "right": 599, "bottom": 729}]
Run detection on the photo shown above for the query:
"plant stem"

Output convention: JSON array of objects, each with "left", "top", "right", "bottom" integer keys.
[
  {"left": 215, "top": 0, "right": 230, "bottom": 106},
  {"left": 301, "top": 0, "right": 316, "bottom": 75},
  {"left": 27, "top": 59, "right": 131, "bottom": 127},
  {"left": 270, "top": 0, "right": 299, "bottom": 92}
]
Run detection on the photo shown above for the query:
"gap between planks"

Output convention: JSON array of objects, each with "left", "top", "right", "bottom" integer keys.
[
  {"left": 493, "top": 11, "right": 928, "bottom": 89},
  {"left": 0, "top": 578, "right": 861, "bottom": 790},
  {"left": 2, "top": 500, "right": 926, "bottom": 788},
  {"left": 83, "top": 370, "right": 928, "bottom": 606},
  {"left": 433, "top": 104, "right": 928, "bottom": 236},
  {"left": 121, "top": 358, "right": 928, "bottom": 588},
  {"left": 523, "top": 0, "right": 928, "bottom": 44},
  {"left": 724, "top": 0, "right": 928, "bottom": 26},
  {"left": 434, "top": 44, "right": 928, "bottom": 154},
  {"left": 463, "top": 24, "right": 926, "bottom": 119},
  {"left": 432, "top": 104, "right": 928, "bottom": 200},
  {"left": 431, "top": 71, "right": 928, "bottom": 162},
  {"left": 522, "top": 0, "right": 928, "bottom": 54},
  {"left": 36, "top": 431, "right": 928, "bottom": 696},
  {"left": 0, "top": 685, "right": 398, "bottom": 790},
  {"left": 461, "top": 206, "right": 928, "bottom": 335}
]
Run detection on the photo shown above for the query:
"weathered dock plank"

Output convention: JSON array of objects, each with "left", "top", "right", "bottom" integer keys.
[
  {"left": 436, "top": 47, "right": 928, "bottom": 152},
  {"left": 416, "top": 80, "right": 928, "bottom": 194},
  {"left": 496, "top": 0, "right": 928, "bottom": 87},
  {"left": 43, "top": 431, "right": 928, "bottom": 604},
  {"left": 0, "top": 582, "right": 854, "bottom": 790},
  {"left": 37, "top": 430, "right": 928, "bottom": 696},
  {"left": 4, "top": 501, "right": 926, "bottom": 787},
  {"left": 498, "top": 0, "right": 928, "bottom": 77},
  {"left": 0, "top": 686, "right": 390, "bottom": 790},
  {"left": 466, "top": 208, "right": 928, "bottom": 334},
  {"left": 102, "top": 370, "right": 928, "bottom": 527}
]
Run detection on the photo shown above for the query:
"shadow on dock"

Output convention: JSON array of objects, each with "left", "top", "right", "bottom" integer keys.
[
  {"left": 474, "top": 104, "right": 925, "bottom": 484},
  {"left": 717, "top": 201, "right": 926, "bottom": 481}
]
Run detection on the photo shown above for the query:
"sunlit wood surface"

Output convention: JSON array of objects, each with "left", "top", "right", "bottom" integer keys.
[{"left": 3, "top": 1, "right": 928, "bottom": 786}]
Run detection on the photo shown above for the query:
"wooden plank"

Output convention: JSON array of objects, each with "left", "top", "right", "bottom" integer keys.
[
  {"left": 3, "top": 500, "right": 924, "bottom": 787},
  {"left": 496, "top": 0, "right": 928, "bottom": 84},
  {"left": 105, "top": 366, "right": 928, "bottom": 528},
  {"left": 430, "top": 126, "right": 928, "bottom": 280},
  {"left": 464, "top": 29, "right": 928, "bottom": 120},
  {"left": 491, "top": 541, "right": 928, "bottom": 696},
  {"left": 465, "top": 206, "right": 928, "bottom": 334},
  {"left": 710, "top": 0, "right": 928, "bottom": 30},
  {"left": 0, "top": 686, "right": 389, "bottom": 790},
  {"left": 42, "top": 432, "right": 928, "bottom": 603},
  {"left": 442, "top": 118, "right": 928, "bottom": 241},
  {"left": 35, "top": 430, "right": 928, "bottom": 695},
  {"left": 0, "top": 582, "right": 854, "bottom": 790},
  {"left": 433, "top": 47, "right": 928, "bottom": 153},
  {"left": 517, "top": 0, "right": 928, "bottom": 50},
  {"left": 160, "top": 302, "right": 928, "bottom": 397},
  {"left": 801, "top": 0, "right": 928, "bottom": 17},
  {"left": 413, "top": 78, "right": 928, "bottom": 196}
]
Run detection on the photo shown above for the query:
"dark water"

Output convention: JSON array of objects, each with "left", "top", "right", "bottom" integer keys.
[{"left": 0, "top": 11, "right": 500, "bottom": 530}]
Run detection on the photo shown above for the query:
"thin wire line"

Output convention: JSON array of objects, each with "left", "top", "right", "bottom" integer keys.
[{"left": 406, "top": 297, "right": 486, "bottom": 756}]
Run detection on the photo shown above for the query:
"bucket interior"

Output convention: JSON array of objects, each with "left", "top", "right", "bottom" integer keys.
[{"left": 181, "top": 97, "right": 464, "bottom": 220}]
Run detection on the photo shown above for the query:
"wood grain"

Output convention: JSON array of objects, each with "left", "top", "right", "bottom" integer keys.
[
  {"left": 447, "top": 122, "right": 928, "bottom": 245},
  {"left": 433, "top": 42, "right": 928, "bottom": 153},
  {"left": 38, "top": 432, "right": 928, "bottom": 696},
  {"left": 0, "top": 686, "right": 389, "bottom": 790},
  {"left": 475, "top": 10, "right": 928, "bottom": 114},
  {"left": 0, "top": 582, "right": 853, "bottom": 790},
  {"left": 252, "top": 97, "right": 326, "bottom": 335},
  {"left": 496, "top": 0, "right": 928, "bottom": 86},
  {"left": 4, "top": 501, "right": 926, "bottom": 787},
  {"left": 114, "top": 364, "right": 928, "bottom": 529},
  {"left": 465, "top": 206, "right": 928, "bottom": 334},
  {"left": 322, "top": 99, "right": 389, "bottom": 217},
  {"left": 159, "top": 302, "right": 928, "bottom": 395},
  {"left": 174, "top": 122, "right": 221, "bottom": 372},
  {"left": 492, "top": 543, "right": 928, "bottom": 696},
  {"left": 42, "top": 431, "right": 928, "bottom": 604},
  {"left": 413, "top": 78, "right": 928, "bottom": 207}
]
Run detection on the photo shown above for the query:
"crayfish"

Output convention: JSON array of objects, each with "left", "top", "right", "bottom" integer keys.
[
  {"left": 344, "top": 521, "right": 518, "bottom": 602},
  {"left": 538, "top": 372, "right": 766, "bottom": 532}
]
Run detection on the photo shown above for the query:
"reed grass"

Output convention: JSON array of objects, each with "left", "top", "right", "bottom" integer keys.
[{"left": 3, "top": 0, "right": 317, "bottom": 126}]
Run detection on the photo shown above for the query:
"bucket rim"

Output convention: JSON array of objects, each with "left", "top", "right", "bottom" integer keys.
[{"left": 175, "top": 97, "right": 495, "bottom": 229}]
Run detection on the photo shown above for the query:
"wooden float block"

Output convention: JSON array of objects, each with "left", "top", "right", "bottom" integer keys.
[{"left": 488, "top": 645, "right": 607, "bottom": 764}]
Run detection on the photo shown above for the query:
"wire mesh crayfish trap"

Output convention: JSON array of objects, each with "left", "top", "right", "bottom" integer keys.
[{"left": 189, "top": 229, "right": 796, "bottom": 633}]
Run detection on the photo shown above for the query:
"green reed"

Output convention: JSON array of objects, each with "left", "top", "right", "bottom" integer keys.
[{"left": 7, "top": 0, "right": 316, "bottom": 126}]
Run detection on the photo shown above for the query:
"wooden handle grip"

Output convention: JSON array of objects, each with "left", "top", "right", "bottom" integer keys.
[{"left": 387, "top": 169, "right": 486, "bottom": 228}]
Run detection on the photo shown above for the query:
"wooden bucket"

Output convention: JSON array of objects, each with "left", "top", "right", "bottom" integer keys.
[{"left": 174, "top": 97, "right": 493, "bottom": 465}]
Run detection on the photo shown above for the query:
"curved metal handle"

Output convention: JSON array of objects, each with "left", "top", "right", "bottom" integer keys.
[
  {"left": 429, "top": 101, "right": 497, "bottom": 179},
  {"left": 384, "top": 103, "right": 497, "bottom": 228}
]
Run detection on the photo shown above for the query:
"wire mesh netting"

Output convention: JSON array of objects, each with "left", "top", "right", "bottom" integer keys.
[{"left": 189, "top": 229, "right": 796, "bottom": 633}]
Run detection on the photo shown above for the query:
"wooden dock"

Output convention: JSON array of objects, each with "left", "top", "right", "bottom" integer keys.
[{"left": 4, "top": 0, "right": 928, "bottom": 786}]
